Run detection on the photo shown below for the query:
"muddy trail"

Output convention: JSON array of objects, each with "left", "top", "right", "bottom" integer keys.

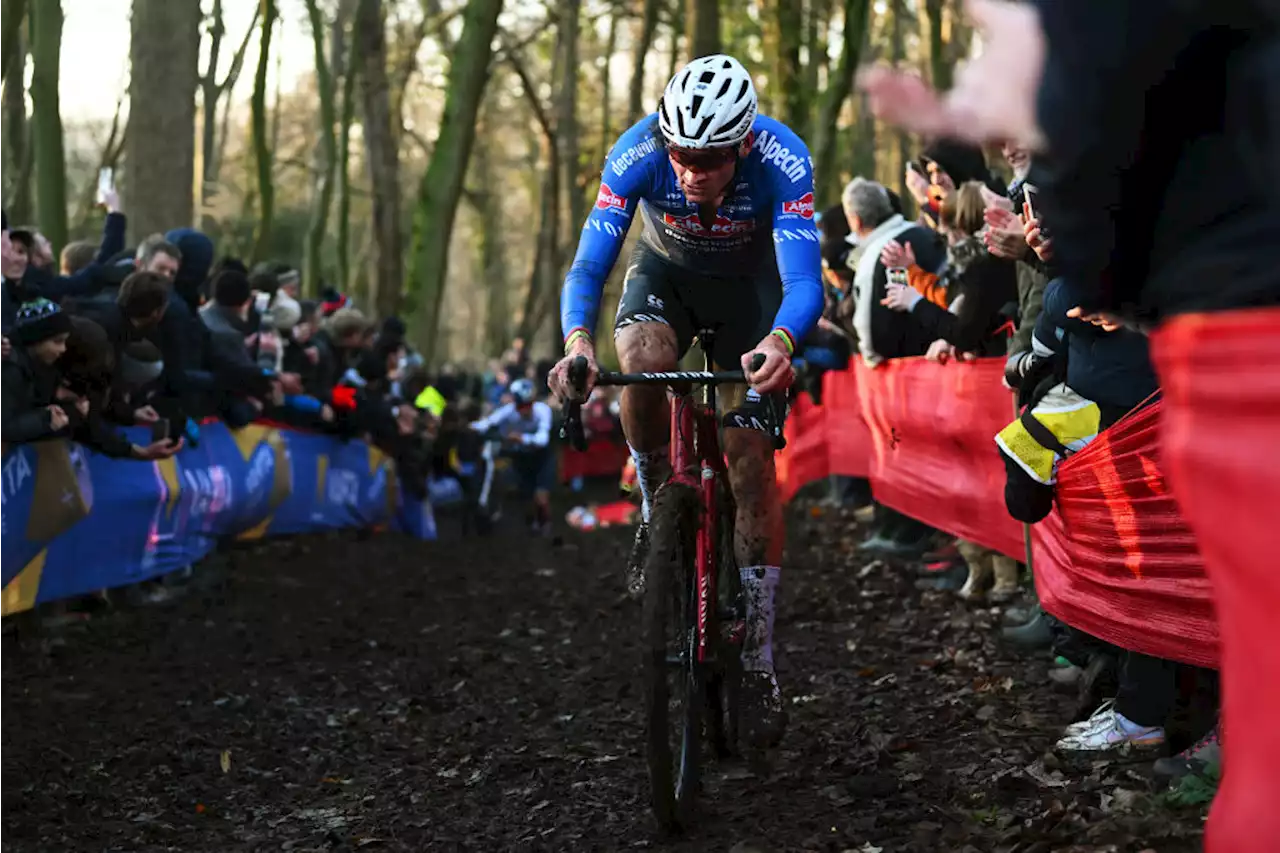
[{"left": 2, "top": 500, "right": 1206, "bottom": 852}]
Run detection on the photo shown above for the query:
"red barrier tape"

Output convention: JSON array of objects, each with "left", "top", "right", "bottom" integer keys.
[
  {"left": 777, "top": 357, "right": 1215, "bottom": 669},
  {"left": 1153, "top": 307, "right": 1280, "bottom": 853}
]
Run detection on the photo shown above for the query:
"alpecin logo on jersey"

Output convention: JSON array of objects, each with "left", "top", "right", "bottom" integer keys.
[
  {"left": 596, "top": 183, "right": 627, "bottom": 212},
  {"left": 781, "top": 192, "right": 815, "bottom": 219},
  {"left": 753, "top": 130, "right": 809, "bottom": 184},
  {"left": 662, "top": 212, "right": 755, "bottom": 238}
]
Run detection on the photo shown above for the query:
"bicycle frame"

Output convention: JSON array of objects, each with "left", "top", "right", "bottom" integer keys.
[
  {"left": 561, "top": 336, "right": 779, "bottom": 666},
  {"left": 666, "top": 376, "right": 726, "bottom": 666}
]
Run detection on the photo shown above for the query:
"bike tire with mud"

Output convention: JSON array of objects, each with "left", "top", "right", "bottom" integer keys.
[{"left": 642, "top": 482, "right": 702, "bottom": 832}]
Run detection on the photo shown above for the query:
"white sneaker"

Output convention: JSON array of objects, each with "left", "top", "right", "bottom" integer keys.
[
  {"left": 1055, "top": 707, "right": 1164, "bottom": 753},
  {"left": 1062, "top": 699, "right": 1117, "bottom": 736}
]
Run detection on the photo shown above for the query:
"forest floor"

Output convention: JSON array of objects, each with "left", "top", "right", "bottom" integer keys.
[{"left": 2, "top": 488, "right": 1210, "bottom": 852}]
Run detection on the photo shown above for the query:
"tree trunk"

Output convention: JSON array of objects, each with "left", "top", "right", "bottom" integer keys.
[
  {"left": 355, "top": 0, "right": 404, "bottom": 320},
  {"left": 763, "top": 0, "right": 803, "bottom": 131},
  {"left": 803, "top": 0, "right": 832, "bottom": 110},
  {"left": 471, "top": 101, "right": 509, "bottom": 357},
  {"left": 550, "top": 0, "right": 582, "bottom": 354},
  {"left": 199, "top": 0, "right": 224, "bottom": 232},
  {"left": 204, "top": 8, "right": 258, "bottom": 230},
  {"left": 811, "top": 0, "right": 870, "bottom": 206},
  {"left": 302, "top": 0, "right": 337, "bottom": 296},
  {"left": 28, "top": 0, "right": 67, "bottom": 253},
  {"left": 600, "top": 3, "right": 618, "bottom": 155},
  {"left": 126, "top": 0, "right": 201, "bottom": 241},
  {"left": 3, "top": 25, "right": 32, "bottom": 224},
  {"left": 685, "top": 0, "right": 719, "bottom": 61},
  {"left": 667, "top": 3, "right": 685, "bottom": 81},
  {"left": 404, "top": 0, "right": 504, "bottom": 362},
  {"left": 922, "top": 0, "right": 949, "bottom": 91},
  {"left": 891, "top": 0, "right": 913, "bottom": 216},
  {"left": 250, "top": 0, "right": 277, "bottom": 261},
  {"left": 335, "top": 0, "right": 359, "bottom": 291},
  {"left": 1, "top": 0, "right": 26, "bottom": 83},
  {"left": 557, "top": 0, "right": 583, "bottom": 245},
  {"left": 627, "top": 0, "right": 660, "bottom": 123}
]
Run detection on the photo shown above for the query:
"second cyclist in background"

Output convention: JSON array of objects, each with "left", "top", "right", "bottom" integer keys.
[{"left": 470, "top": 378, "right": 555, "bottom": 537}]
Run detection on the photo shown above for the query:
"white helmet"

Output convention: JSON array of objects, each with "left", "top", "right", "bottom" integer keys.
[{"left": 658, "top": 54, "right": 758, "bottom": 149}]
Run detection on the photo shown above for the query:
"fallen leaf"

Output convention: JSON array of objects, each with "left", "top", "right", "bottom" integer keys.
[
  {"left": 975, "top": 705, "right": 996, "bottom": 721},
  {"left": 219, "top": 750, "right": 231, "bottom": 774}
]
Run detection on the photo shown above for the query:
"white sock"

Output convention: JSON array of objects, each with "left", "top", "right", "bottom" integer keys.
[
  {"left": 629, "top": 444, "right": 671, "bottom": 523},
  {"left": 739, "top": 565, "right": 780, "bottom": 674}
]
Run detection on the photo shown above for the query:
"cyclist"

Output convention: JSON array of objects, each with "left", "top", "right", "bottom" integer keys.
[
  {"left": 548, "top": 54, "right": 824, "bottom": 747},
  {"left": 469, "top": 378, "right": 555, "bottom": 536}
]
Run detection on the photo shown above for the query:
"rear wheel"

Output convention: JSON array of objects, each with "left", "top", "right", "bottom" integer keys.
[{"left": 642, "top": 482, "right": 702, "bottom": 832}]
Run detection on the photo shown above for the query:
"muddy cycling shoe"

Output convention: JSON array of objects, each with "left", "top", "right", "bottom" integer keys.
[
  {"left": 740, "top": 670, "right": 788, "bottom": 748},
  {"left": 626, "top": 523, "right": 650, "bottom": 600}
]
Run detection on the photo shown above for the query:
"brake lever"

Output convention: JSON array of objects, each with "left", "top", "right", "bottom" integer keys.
[
  {"left": 558, "top": 356, "right": 590, "bottom": 452},
  {"left": 746, "top": 352, "right": 787, "bottom": 451}
]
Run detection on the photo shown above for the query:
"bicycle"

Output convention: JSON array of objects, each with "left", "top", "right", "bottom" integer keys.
[{"left": 561, "top": 330, "right": 786, "bottom": 832}]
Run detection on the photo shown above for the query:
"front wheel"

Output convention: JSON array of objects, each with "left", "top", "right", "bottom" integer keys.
[{"left": 642, "top": 482, "right": 702, "bottom": 832}]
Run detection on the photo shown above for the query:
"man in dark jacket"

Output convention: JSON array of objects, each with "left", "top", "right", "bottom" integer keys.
[{"left": 198, "top": 269, "right": 277, "bottom": 426}]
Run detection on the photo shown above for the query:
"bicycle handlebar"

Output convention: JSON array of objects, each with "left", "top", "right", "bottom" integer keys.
[{"left": 559, "top": 354, "right": 780, "bottom": 452}]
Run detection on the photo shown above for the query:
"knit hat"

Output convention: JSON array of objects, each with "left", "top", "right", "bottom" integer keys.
[
  {"left": 14, "top": 298, "right": 72, "bottom": 345},
  {"left": 267, "top": 291, "right": 302, "bottom": 331},
  {"left": 119, "top": 340, "right": 164, "bottom": 388},
  {"left": 320, "top": 287, "right": 350, "bottom": 317}
]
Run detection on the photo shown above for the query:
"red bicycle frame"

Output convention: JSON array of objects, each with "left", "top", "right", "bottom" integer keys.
[{"left": 666, "top": 393, "right": 726, "bottom": 664}]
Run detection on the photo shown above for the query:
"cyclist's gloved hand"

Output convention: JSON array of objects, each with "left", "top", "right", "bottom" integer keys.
[
  {"left": 743, "top": 333, "right": 795, "bottom": 396},
  {"left": 550, "top": 334, "right": 599, "bottom": 402}
]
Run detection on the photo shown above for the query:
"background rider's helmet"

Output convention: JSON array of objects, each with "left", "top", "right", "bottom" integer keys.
[
  {"left": 510, "top": 378, "right": 536, "bottom": 405},
  {"left": 658, "top": 54, "right": 758, "bottom": 149}
]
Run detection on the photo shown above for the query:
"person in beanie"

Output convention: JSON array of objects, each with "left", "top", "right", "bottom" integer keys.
[{"left": 2, "top": 299, "right": 74, "bottom": 443}]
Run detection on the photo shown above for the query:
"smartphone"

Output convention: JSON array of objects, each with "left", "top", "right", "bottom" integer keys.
[
  {"left": 254, "top": 292, "right": 271, "bottom": 314},
  {"left": 96, "top": 167, "right": 114, "bottom": 204},
  {"left": 1022, "top": 183, "right": 1041, "bottom": 220},
  {"left": 150, "top": 418, "right": 170, "bottom": 444},
  {"left": 907, "top": 161, "right": 924, "bottom": 176}
]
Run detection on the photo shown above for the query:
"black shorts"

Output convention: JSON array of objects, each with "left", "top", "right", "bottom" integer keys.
[{"left": 613, "top": 241, "right": 787, "bottom": 435}]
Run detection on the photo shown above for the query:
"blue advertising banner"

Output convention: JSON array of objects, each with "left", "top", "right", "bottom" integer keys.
[{"left": 1, "top": 425, "right": 434, "bottom": 616}]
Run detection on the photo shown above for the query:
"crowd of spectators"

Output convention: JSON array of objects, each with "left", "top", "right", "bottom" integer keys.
[
  {"left": 1, "top": 195, "right": 563, "bottom": 608},
  {"left": 798, "top": 137, "right": 1221, "bottom": 787}
]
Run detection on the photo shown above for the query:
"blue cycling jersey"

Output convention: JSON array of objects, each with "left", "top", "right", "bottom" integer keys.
[{"left": 561, "top": 113, "right": 824, "bottom": 351}]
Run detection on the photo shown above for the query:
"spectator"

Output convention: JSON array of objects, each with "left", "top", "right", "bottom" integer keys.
[
  {"left": 200, "top": 269, "right": 275, "bottom": 426},
  {"left": 842, "top": 177, "right": 946, "bottom": 557},
  {"left": 311, "top": 307, "right": 370, "bottom": 392},
  {"left": 137, "top": 236, "right": 182, "bottom": 283},
  {"left": 19, "top": 192, "right": 127, "bottom": 306},
  {"left": 842, "top": 177, "right": 946, "bottom": 367},
  {"left": 59, "top": 241, "right": 99, "bottom": 277},
  {"left": 319, "top": 287, "right": 350, "bottom": 317},
  {"left": 2, "top": 299, "right": 73, "bottom": 443},
  {"left": 58, "top": 316, "right": 181, "bottom": 461},
  {"left": 163, "top": 228, "right": 215, "bottom": 313},
  {"left": 879, "top": 181, "right": 1019, "bottom": 358}
]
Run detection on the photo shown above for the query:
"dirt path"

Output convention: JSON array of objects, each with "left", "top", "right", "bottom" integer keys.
[{"left": 2, "top": 504, "right": 1206, "bottom": 852}]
